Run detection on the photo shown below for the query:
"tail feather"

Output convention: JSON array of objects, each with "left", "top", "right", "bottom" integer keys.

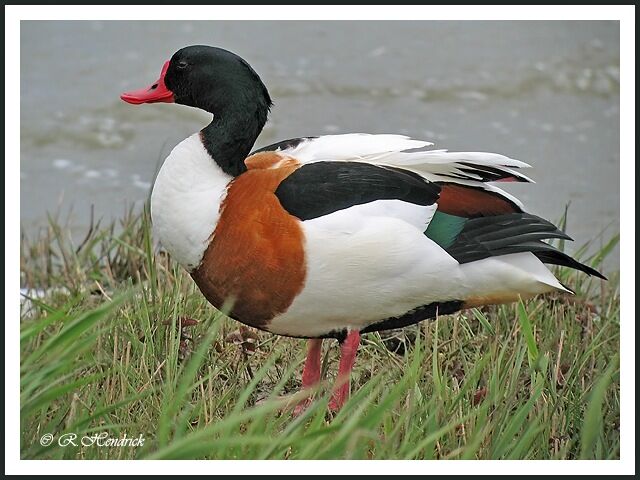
[
  {"left": 463, "top": 213, "right": 568, "bottom": 239},
  {"left": 445, "top": 213, "right": 569, "bottom": 263},
  {"left": 427, "top": 212, "right": 606, "bottom": 280},
  {"left": 533, "top": 251, "right": 607, "bottom": 280}
]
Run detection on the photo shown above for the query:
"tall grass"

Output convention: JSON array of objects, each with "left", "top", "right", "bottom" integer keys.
[{"left": 20, "top": 209, "right": 620, "bottom": 459}]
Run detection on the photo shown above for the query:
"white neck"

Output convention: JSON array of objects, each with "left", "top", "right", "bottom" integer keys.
[{"left": 150, "top": 133, "right": 232, "bottom": 271}]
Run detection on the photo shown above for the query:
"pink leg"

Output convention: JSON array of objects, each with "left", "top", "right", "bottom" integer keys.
[
  {"left": 328, "top": 330, "right": 360, "bottom": 411},
  {"left": 293, "top": 339, "right": 323, "bottom": 415},
  {"left": 301, "top": 338, "right": 323, "bottom": 388}
]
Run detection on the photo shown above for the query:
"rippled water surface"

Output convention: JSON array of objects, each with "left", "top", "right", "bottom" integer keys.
[{"left": 20, "top": 21, "right": 620, "bottom": 269}]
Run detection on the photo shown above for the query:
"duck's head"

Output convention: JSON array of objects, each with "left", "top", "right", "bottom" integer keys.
[{"left": 121, "top": 45, "right": 272, "bottom": 117}]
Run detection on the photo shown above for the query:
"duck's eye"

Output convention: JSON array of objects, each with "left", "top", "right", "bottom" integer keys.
[{"left": 176, "top": 61, "right": 189, "bottom": 70}]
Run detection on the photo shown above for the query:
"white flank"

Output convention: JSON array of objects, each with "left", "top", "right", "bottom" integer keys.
[
  {"left": 151, "top": 134, "right": 232, "bottom": 271},
  {"left": 267, "top": 201, "right": 567, "bottom": 338},
  {"left": 268, "top": 202, "right": 454, "bottom": 337}
]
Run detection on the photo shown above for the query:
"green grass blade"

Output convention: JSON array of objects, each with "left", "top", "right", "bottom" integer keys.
[
  {"left": 517, "top": 299, "right": 539, "bottom": 369},
  {"left": 580, "top": 356, "right": 619, "bottom": 459}
]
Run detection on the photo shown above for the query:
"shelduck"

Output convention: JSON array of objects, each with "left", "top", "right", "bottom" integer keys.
[{"left": 121, "top": 45, "right": 604, "bottom": 412}]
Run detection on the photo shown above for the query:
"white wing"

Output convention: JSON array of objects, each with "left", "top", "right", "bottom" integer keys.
[
  {"left": 274, "top": 133, "right": 532, "bottom": 208},
  {"left": 279, "top": 134, "right": 529, "bottom": 176}
]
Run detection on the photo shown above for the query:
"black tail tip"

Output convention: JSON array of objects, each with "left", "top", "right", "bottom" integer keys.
[
  {"left": 582, "top": 263, "right": 607, "bottom": 280},
  {"left": 534, "top": 250, "right": 607, "bottom": 280}
]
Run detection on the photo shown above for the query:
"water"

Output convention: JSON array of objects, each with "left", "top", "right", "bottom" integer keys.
[{"left": 20, "top": 21, "right": 620, "bottom": 270}]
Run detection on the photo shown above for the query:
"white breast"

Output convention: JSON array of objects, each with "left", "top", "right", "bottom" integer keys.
[{"left": 150, "top": 134, "right": 232, "bottom": 271}]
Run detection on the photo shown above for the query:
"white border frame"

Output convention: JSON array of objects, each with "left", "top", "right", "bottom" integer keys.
[{"left": 7, "top": 5, "right": 635, "bottom": 475}]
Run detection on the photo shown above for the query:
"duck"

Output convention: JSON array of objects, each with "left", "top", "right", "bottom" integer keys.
[{"left": 121, "top": 45, "right": 605, "bottom": 412}]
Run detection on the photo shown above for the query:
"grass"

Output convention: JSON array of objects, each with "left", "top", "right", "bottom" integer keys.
[{"left": 20, "top": 207, "right": 620, "bottom": 460}]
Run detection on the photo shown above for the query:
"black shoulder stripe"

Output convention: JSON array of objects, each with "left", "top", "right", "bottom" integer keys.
[
  {"left": 251, "top": 137, "right": 316, "bottom": 155},
  {"left": 275, "top": 162, "right": 441, "bottom": 221}
]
